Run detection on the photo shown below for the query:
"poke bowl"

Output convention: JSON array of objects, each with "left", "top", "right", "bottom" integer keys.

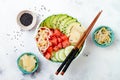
[{"left": 35, "top": 14, "right": 86, "bottom": 63}]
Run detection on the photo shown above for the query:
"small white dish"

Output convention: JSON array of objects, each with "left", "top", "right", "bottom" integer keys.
[{"left": 17, "top": 10, "right": 37, "bottom": 30}]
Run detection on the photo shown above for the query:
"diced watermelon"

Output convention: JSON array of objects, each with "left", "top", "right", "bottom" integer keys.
[
  {"left": 57, "top": 43, "right": 62, "bottom": 49},
  {"left": 53, "top": 29, "right": 61, "bottom": 37},
  {"left": 57, "top": 37, "right": 62, "bottom": 43},
  {"left": 61, "top": 34, "right": 68, "bottom": 41},
  {"left": 46, "top": 29, "right": 70, "bottom": 53},
  {"left": 53, "top": 46, "right": 59, "bottom": 51},
  {"left": 47, "top": 46, "right": 53, "bottom": 53},
  {"left": 44, "top": 52, "right": 51, "bottom": 59},
  {"left": 62, "top": 39, "right": 70, "bottom": 48},
  {"left": 49, "top": 36, "right": 58, "bottom": 46}
]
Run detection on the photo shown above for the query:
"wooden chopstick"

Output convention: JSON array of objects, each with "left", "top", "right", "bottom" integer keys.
[
  {"left": 55, "top": 48, "right": 76, "bottom": 75},
  {"left": 55, "top": 10, "right": 103, "bottom": 75},
  {"left": 60, "top": 10, "right": 103, "bottom": 75},
  {"left": 60, "top": 48, "right": 79, "bottom": 75},
  {"left": 75, "top": 10, "right": 103, "bottom": 49}
]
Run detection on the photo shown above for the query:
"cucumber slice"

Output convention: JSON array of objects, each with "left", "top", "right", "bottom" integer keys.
[
  {"left": 55, "top": 51, "right": 62, "bottom": 62},
  {"left": 51, "top": 56, "right": 58, "bottom": 62},
  {"left": 50, "top": 52, "right": 58, "bottom": 62},
  {"left": 58, "top": 49, "right": 66, "bottom": 61},
  {"left": 65, "top": 46, "right": 74, "bottom": 56}
]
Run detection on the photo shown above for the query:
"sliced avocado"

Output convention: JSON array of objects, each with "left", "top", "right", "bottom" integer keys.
[
  {"left": 64, "top": 18, "right": 77, "bottom": 28},
  {"left": 43, "top": 16, "right": 52, "bottom": 28},
  {"left": 59, "top": 16, "right": 72, "bottom": 31},
  {"left": 61, "top": 18, "right": 77, "bottom": 34},
  {"left": 51, "top": 15, "right": 60, "bottom": 29},
  {"left": 65, "top": 22, "right": 81, "bottom": 36},
  {"left": 56, "top": 14, "right": 68, "bottom": 29},
  {"left": 40, "top": 21, "right": 44, "bottom": 27},
  {"left": 49, "top": 15, "right": 56, "bottom": 28}
]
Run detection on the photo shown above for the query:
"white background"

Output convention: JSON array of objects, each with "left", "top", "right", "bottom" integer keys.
[{"left": 0, "top": 0, "right": 120, "bottom": 80}]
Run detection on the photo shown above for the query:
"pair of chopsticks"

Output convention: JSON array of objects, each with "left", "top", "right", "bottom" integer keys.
[{"left": 55, "top": 10, "right": 103, "bottom": 75}]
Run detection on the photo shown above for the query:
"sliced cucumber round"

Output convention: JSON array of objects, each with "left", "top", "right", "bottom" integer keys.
[
  {"left": 58, "top": 49, "right": 66, "bottom": 61},
  {"left": 50, "top": 52, "right": 58, "bottom": 62},
  {"left": 51, "top": 56, "right": 58, "bottom": 62},
  {"left": 65, "top": 46, "right": 74, "bottom": 56},
  {"left": 55, "top": 51, "right": 62, "bottom": 62}
]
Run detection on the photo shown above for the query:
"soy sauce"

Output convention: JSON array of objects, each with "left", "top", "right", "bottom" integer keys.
[{"left": 20, "top": 13, "right": 33, "bottom": 26}]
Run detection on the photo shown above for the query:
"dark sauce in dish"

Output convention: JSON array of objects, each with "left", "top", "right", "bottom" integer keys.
[{"left": 20, "top": 13, "right": 33, "bottom": 26}]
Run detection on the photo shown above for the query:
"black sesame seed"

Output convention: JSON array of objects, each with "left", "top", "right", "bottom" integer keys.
[{"left": 20, "top": 13, "right": 33, "bottom": 26}]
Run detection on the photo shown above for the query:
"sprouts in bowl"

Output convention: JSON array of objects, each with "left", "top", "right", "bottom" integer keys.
[{"left": 92, "top": 26, "right": 114, "bottom": 47}]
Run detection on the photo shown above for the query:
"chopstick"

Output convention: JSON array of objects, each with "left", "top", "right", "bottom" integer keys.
[
  {"left": 55, "top": 10, "right": 103, "bottom": 75},
  {"left": 75, "top": 10, "right": 103, "bottom": 49}
]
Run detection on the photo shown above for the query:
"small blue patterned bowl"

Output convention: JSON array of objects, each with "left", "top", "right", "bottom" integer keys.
[
  {"left": 92, "top": 26, "right": 114, "bottom": 47},
  {"left": 17, "top": 52, "right": 39, "bottom": 74}
]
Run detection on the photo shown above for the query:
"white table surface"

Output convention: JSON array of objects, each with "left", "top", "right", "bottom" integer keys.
[{"left": 0, "top": 0, "right": 120, "bottom": 80}]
